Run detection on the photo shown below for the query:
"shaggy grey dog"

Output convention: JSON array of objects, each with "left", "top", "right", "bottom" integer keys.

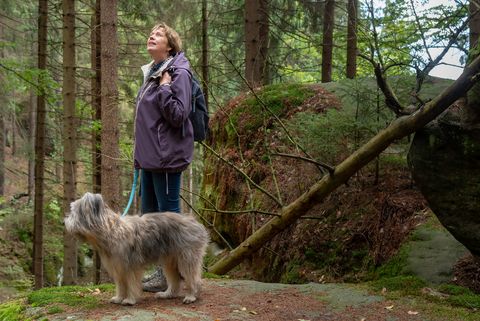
[{"left": 65, "top": 192, "right": 209, "bottom": 306}]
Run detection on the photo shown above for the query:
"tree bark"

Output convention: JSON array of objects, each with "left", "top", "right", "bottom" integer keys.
[
  {"left": 465, "top": 1, "right": 480, "bottom": 125},
  {"left": 0, "top": 25, "right": 5, "bottom": 199},
  {"left": 62, "top": 0, "right": 77, "bottom": 285},
  {"left": 201, "top": 0, "right": 209, "bottom": 107},
  {"left": 346, "top": 0, "right": 357, "bottom": 79},
  {"left": 209, "top": 54, "right": 480, "bottom": 275},
  {"left": 91, "top": 0, "right": 102, "bottom": 284},
  {"left": 28, "top": 89, "right": 37, "bottom": 201},
  {"left": 322, "top": 0, "right": 335, "bottom": 83},
  {"left": 33, "top": 0, "right": 48, "bottom": 289},
  {"left": 100, "top": 0, "right": 120, "bottom": 211},
  {"left": 245, "top": 0, "right": 269, "bottom": 88},
  {"left": 0, "top": 112, "right": 4, "bottom": 199}
]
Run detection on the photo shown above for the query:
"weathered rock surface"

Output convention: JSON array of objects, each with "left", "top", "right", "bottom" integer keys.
[{"left": 408, "top": 117, "right": 480, "bottom": 256}]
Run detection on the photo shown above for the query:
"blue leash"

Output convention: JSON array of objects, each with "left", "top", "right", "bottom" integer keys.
[{"left": 121, "top": 168, "right": 139, "bottom": 217}]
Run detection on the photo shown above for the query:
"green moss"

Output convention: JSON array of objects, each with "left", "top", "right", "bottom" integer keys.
[
  {"left": 437, "top": 284, "right": 480, "bottom": 309},
  {"left": 0, "top": 300, "right": 27, "bottom": 321},
  {"left": 371, "top": 245, "right": 410, "bottom": 279},
  {"left": 370, "top": 275, "right": 427, "bottom": 296},
  {"left": 226, "top": 83, "right": 315, "bottom": 140},
  {"left": 27, "top": 284, "right": 113, "bottom": 309},
  {"left": 47, "top": 306, "right": 64, "bottom": 314},
  {"left": 203, "top": 272, "right": 229, "bottom": 279},
  {"left": 280, "top": 261, "right": 304, "bottom": 284}
]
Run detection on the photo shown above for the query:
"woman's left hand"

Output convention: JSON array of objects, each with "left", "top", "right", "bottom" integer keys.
[{"left": 160, "top": 71, "right": 172, "bottom": 86}]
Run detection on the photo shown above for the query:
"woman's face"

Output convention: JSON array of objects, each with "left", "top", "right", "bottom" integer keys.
[{"left": 147, "top": 28, "right": 172, "bottom": 62}]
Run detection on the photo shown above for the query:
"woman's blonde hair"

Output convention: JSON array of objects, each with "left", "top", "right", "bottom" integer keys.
[{"left": 151, "top": 22, "right": 182, "bottom": 54}]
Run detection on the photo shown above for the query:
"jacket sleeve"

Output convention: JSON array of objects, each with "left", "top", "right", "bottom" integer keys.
[{"left": 156, "top": 68, "right": 192, "bottom": 128}]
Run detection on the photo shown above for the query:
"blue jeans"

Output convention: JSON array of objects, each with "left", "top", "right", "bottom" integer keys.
[{"left": 140, "top": 170, "right": 181, "bottom": 214}]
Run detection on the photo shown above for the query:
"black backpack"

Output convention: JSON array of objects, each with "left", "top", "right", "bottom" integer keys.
[{"left": 190, "top": 75, "right": 209, "bottom": 142}]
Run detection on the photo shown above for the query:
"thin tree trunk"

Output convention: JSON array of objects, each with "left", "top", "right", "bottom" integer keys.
[
  {"left": 465, "top": 1, "right": 480, "bottom": 125},
  {"left": 245, "top": 0, "right": 269, "bottom": 88},
  {"left": 0, "top": 25, "right": 5, "bottom": 199},
  {"left": 0, "top": 114, "right": 4, "bottom": 198},
  {"left": 28, "top": 90, "right": 37, "bottom": 201},
  {"left": 322, "top": 0, "right": 335, "bottom": 83},
  {"left": 62, "top": 0, "right": 77, "bottom": 285},
  {"left": 91, "top": 0, "right": 102, "bottom": 284},
  {"left": 346, "top": 0, "right": 357, "bottom": 79},
  {"left": 33, "top": 0, "right": 48, "bottom": 289},
  {"left": 201, "top": 0, "right": 209, "bottom": 107},
  {"left": 100, "top": 0, "right": 120, "bottom": 211},
  {"left": 209, "top": 54, "right": 480, "bottom": 275}
]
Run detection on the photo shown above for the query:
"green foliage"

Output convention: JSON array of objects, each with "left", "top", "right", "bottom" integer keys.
[{"left": 0, "top": 301, "right": 26, "bottom": 321}]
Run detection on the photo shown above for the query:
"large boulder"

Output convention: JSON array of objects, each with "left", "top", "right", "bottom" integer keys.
[{"left": 408, "top": 114, "right": 480, "bottom": 257}]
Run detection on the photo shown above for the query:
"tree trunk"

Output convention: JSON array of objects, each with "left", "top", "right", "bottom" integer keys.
[
  {"left": 33, "top": 0, "right": 48, "bottom": 289},
  {"left": 62, "top": 0, "right": 77, "bottom": 285},
  {"left": 346, "top": 0, "right": 357, "bottom": 79},
  {"left": 208, "top": 55, "right": 480, "bottom": 275},
  {"left": 245, "top": 0, "right": 269, "bottom": 88},
  {"left": 201, "top": 0, "right": 209, "bottom": 107},
  {"left": 0, "top": 26, "right": 5, "bottom": 199},
  {"left": 322, "top": 0, "right": 335, "bottom": 83},
  {"left": 465, "top": 1, "right": 480, "bottom": 125},
  {"left": 91, "top": 0, "right": 102, "bottom": 284},
  {"left": 100, "top": 0, "right": 120, "bottom": 211},
  {"left": 28, "top": 89, "right": 37, "bottom": 201},
  {"left": 0, "top": 113, "right": 4, "bottom": 198}
]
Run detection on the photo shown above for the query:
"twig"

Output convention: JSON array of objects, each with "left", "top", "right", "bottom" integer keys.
[
  {"left": 200, "top": 141, "right": 283, "bottom": 207},
  {"left": 180, "top": 194, "right": 234, "bottom": 250},
  {"left": 271, "top": 152, "right": 335, "bottom": 174}
]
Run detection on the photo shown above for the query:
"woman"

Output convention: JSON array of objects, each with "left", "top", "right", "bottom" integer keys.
[{"left": 134, "top": 22, "right": 193, "bottom": 292}]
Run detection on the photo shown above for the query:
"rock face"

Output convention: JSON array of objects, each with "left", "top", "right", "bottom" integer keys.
[{"left": 408, "top": 116, "right": 480, "bottom": 257}]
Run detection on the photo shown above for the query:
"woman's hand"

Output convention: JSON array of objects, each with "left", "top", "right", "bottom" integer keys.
[{"left": 160, "top": 71, "right": 172, "bottom": 86}]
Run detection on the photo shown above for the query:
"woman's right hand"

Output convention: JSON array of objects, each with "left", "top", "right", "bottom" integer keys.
[{"left": 160, "top": 71, "right": 172, "bottom": 86}]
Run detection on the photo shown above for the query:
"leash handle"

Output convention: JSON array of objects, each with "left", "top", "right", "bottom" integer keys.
[{"left": 121, "top": 168, "right": 139, "bottom": 217}]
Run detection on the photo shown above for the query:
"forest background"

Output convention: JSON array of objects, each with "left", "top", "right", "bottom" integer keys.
[{"left": 0, "top": 0, "right": 476, "bottom": 299}]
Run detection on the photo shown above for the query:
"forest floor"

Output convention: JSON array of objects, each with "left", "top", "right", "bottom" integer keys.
[{"left": 19, "top": 278, "right": 478, "bottom": 321}]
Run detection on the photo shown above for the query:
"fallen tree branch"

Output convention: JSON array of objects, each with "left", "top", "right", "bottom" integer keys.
[{"left": 208, "top": 54, "right": 480, "bottom": 275}]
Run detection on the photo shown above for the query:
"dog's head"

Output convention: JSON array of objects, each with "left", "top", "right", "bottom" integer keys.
[{"left": 65, "top": 192, "right": 107, "bottom": 235}]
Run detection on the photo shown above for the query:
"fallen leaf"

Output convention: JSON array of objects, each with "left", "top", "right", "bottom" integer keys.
[
  {"left": 249, "top": 311, "right": 257, "bottom": 315},
  {"left": 408, "top": 311, "right": 419, "bottom": 315},
  {"left": 241, "top": 307, "right": 247, "bottom": 311},
  {"left": 385, "top": 305, "right": 394, "bottom": 310}
]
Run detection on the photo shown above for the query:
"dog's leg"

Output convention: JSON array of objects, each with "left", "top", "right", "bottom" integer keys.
[
  {"left": 154, "top": 257, "right": 181, "bottom": 300},
  {"left": 109, "top": 265, "right": 127, "bottom": 304},
  {"left": 177, "top": 255, "right": 203, "bottom": 304},
  {"left": 121, "top": 268, "right": 143, "bottom": 305}
]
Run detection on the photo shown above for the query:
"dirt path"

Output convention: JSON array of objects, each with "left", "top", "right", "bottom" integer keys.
[{"left": 34, "top": 279, "right": 445, "bottom": 321}]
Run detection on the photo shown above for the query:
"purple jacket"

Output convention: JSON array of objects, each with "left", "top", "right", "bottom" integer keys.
[{"left": 134, "top": 52, "right": 193, "bottom": 172}]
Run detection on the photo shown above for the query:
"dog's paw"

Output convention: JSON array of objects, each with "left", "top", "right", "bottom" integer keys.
[
  {"left": 154, "top": 291, "right": 175, "bottom": 299},
  {"left": 182, "top": 295, "right": 197, "bottom": 304},
  {"left": 110, "top": 296, "right": 123, "bottom": 304},
  {"left": 121, "top": 298, "right": 136, "bottom": 306}
]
